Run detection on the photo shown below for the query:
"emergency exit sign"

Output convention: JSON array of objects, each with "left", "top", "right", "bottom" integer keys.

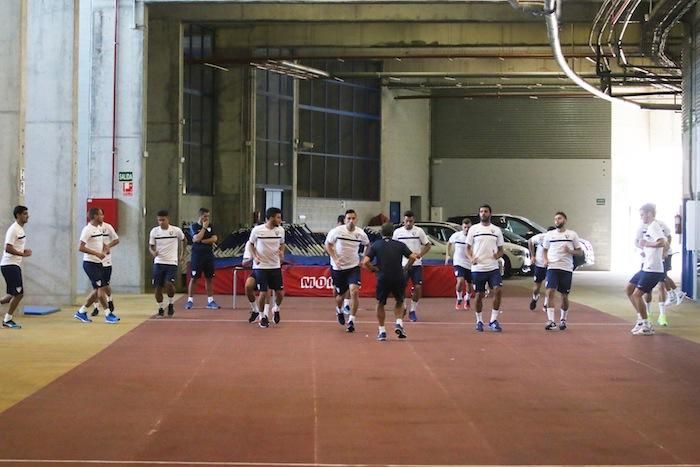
[
  {"left": 596, "top": 198, "right": 606, "bottom": 206},
  {"left": 118, "top": 171, "right": 133, "bottom": 182}
]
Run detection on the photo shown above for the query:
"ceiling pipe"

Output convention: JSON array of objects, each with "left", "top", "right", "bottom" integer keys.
[{"left": 544, "top": 0, "right": 640, "bottom": 107}]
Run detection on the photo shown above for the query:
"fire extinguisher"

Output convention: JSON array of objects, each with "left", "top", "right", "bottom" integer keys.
[{"left": 675, "top": 213, "right": 682, "bottom": 235}]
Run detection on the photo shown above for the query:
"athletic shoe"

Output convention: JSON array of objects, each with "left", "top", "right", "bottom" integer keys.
[
  {"left": 475, "top": 321, "right": 484, "bottom": 332},
  {"left": 630, "top": 321, "right": 644, "bottom": 334},
  {"left": 108, "top": 301, "right": 115, "bottom": 312},
  {"left": 336, "top": 311, "right": 345, "bottom": 325},
  {"left": 455, "top": 300, "right": 462, "bottom": 310},
  {"left": 529, "top": 299, "right": 537, "bottom": 311},
  {"left": 657, "top": 314, "right": 668, "bottom": 327},
  {"left": 185, "top": 300, "right": 193, "bottom": 310},
  {"left": 676, "top": 291, "right": 687, "bottom": 306},
  {"left": 2, "top": 320, "right": 21, "bottom": 329},
  {"left": 273, "top": 310, "right": 280, "bottom": 324},
  {"left": 377, "top": 330, "right": 387, "bottom": 341},
  {"left": 346, "top": 321, "right": 355, "bottom": 333},
  {"left": 248, "top": 311, "right": 259, "bottom": 323},
  {"left": 259, "top": 316, "right": 270, "bottom": 328},
  {"left": 632, "top": 325, "right": 655, "bottom": 336},
  {"left": 545, "top": 320, "right": 558, "bottom": 331},
  {"left": 395, "top": 324, "right": 407, "bottom": 339},
  {"left": 464, "top": 298, "right": 471, "bottom": 310},
  {"left": 167, "top": 304, "right": 175, "bottom": 317},
  {"left": 664, "top": 291, "right": 675, "bottom": 306},
  {"left": 206, "top": 301, "right": 221, "bottom": 310},
  {"left": 105, "top": 313, "right": 120, "bottom": 324},
  {"left": 157, "top": 308, "right": 165, "bottom": 318},
  {"left": 73, "top": 311, "right": 92, "bottom": 323},
  {"left": 91, "top": 308, "right": 99, "bottom": 317},
  {"left": 488, "top": 320, "right": 502, "bottom": 332},
  {"left": 408, "top": 310, "right": 418, "bottom": 322},
  {"left": 343, "top": 304, "right": 351, "bottom": 314},
  {"left": 559, "top": 319, "right": 567, "bottom": 331}
]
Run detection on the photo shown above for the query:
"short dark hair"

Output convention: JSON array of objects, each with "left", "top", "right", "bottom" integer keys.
[
  {"left": 266, "top": 207, "right": 282, "bottom": 219},
  {"left": 198, "top": 207, "right": 210, "bottom": 216},
  {"left": 345, "top": 209, "right": 356, "bottom": 216},
  {"left": 555, "top": 211, "right": 567, "bottom": 220},
  {"left": 381, "top": 222, "right": 395, "bottom": 237},
  {"left": 13, "top": 205, "right": 27, "bottom": 219},
  {"left": 337, "top": 214, "right": 345, "bottom": 224},
  {"left": 479, "top": 204, "right": 492, "bottom": 213},
  {"left": 462, "top": 218, "right": 472, "bottom": 225},
  {"left": 157, "top": 210, "right": 169, "bottom": 217},
  {"left": 88, "top": 207, "right": 103, "bottom": 219},
  {"left": 403, "top": 210, "right": 415, "bottom": 218}
]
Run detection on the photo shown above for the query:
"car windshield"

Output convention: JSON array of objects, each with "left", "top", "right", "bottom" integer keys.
[
  {"left": 502, "top": 230, "right": 528, "bottom": 246},
  {"left": 516, "top": 216, "right": 547, "bottom": 233}
]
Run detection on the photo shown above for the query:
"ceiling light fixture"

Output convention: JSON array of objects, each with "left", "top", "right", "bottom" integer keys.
[
  {"left": 444, "top": 76, "right": 457, "bottom": 81},
  {"left": 204, "top": 63, "right": 229, "bottom": 72}
]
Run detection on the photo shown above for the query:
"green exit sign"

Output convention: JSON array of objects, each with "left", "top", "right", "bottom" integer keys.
[{"left": 118, "top": 171, "right": 133, "bottom": 182}]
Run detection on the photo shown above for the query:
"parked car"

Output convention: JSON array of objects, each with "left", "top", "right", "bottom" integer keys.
[{"left": 447, "top": 213, "right": 595, "bottom": 267}]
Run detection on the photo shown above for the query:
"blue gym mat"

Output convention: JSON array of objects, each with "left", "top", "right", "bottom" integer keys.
[{"left": 23, "top": 306, "right": 60, "bottom": 315}]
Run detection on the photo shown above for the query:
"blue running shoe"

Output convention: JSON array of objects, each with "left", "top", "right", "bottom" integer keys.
[
  {"left": 475, "top": 321, "right": 484, "bottom": 332},
  {"left": 74, "top": 311, "right": 92, "bottom": 323},
  {"left": 185, "top": 300, "right": 193, "bottom": 310},
  {"left": 488, "top": 320, "right": 502, "bottom": 332},
  {"left": 377, "top": 330, "right": 387, "bottom": 341},
  {"left": 394, "top": 324, "right": 407, "bottom": 339},
  {"left": 408, "top": 310, "right": 418, "bottom": 322},
  {"left": 206, "top": 300, "right": 221, "bottom": 310},
  {"left": 105, "top": 313, "right": 120, "bottom": 324}
]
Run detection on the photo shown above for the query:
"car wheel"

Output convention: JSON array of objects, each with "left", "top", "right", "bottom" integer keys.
[{"left": 502, "top": 255, "right": 513, "bottom": 278}]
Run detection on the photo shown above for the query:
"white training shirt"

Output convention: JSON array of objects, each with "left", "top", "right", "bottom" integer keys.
[
  {"left": 325, "top": 225, "right": 370, "bottom": 271},
  {"left": 393, "top": 225, "right": 430, "bottom": 267},
  {"left": 636, "top": 220, "right": 672, "bottom": 256},
  {"left": 641, "top": 220, "right": 666, "bottom": 273},
  {"left": 149, "top": 225, "right": 185, "bottom": 266},
  {"left": 447, "top": 231, "right": 472, "bottom": 269},
  {"left": 529, "top": 232, "right": 547, "bottom": 268},
  {"left": 1, "top": 222, "right": 26, "bottom": 267},
  {"left": 249, "top": 224, "right": 286, "bottom": 270},
  {"left": 101, "top": 222, "right": 119, "bottom": 267},
  {"left": 465, "top": 223, "right": 504, "bottom": 273},
  {"left": 80, "top": 222, "right": 107, "bottom": 264},
  {"left": 543, "top": 229, "right": 581, "bottom": 272}
]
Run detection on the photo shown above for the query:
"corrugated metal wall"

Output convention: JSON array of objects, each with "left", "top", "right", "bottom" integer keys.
[{"left": 431, "top": 97, "right": 611, "bottom": 159}]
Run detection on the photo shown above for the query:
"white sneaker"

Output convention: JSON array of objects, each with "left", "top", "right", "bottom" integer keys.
[
  {"left": 664, "top": 292, "right": 675, "bottom": 306},
  {"left": 676, "top": 291, "right": 687, "bottom": 306},
  {"left": 632, "top": 325, "right": 655, "bottom": 336},
  {"left": 630, "top": 321, "right": 644, "bottom": 334}
]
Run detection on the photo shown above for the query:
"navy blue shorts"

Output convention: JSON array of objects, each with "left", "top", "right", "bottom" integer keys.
[
  {"left": 545, "top": 269, "right": 573, "bottom": 294},
  {"left": 190, "top": 254, "right": 215, "bottom": 279},
  {"left": 664, "top": 256, "right": 672, "bottom": 273},
  {"left": 83, "top": 261, "right": 106, "bottom": 289},
  {"left": 331, "top": 266, "right": 361, "bottom": 295},
  {"left": 152, "top": 264, "right": 178, "bottom": 288},
  {"left": 254, "top": 268, "right": 283, "bottom": 292},
  {"left": 472, "top": 269, "right": 502, "bottom": 293},
  {"left": 1, "top": 265, "right": 23, "bottom": 296},
  {"left": 629, "top": 270, "right": 666, "bottom": 293},
  {"left": 453, "top": 266, "right": 472, "bottom": 283},
  {"left": 376, "top": 277, "right": 406, "bottom": 305},
  {"left": 103, "top": 266, "right": 113, "bottom": 286},
  {"left": 533, "top": 266, "right": 547, "bottom": 284},
  {"left": 406, "top": 266, "right": 423, "bottom": 286}
]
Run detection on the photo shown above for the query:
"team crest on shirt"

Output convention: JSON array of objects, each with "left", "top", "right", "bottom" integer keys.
[
  {"left": 491, "top": 228, "right": 495, "bottom": 234},
  {"left": 565, "top": 234, "right": 570, "bottom": 239},
  {"left": 16, "top": 286, "right": 22, "bottom": 293}
]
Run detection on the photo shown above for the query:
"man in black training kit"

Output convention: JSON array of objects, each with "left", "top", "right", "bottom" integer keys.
[{"left": 362, "top": 223, "right": 418, "bottom": 341}]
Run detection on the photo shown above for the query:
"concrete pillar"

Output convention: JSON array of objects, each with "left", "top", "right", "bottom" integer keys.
[{"left": 78, "top": 0, "right": 146, "bottom": 294}]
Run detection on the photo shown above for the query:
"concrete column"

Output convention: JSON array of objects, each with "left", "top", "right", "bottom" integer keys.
[{"left": 78, "top": 0, "right": 146, "bottom": 294}]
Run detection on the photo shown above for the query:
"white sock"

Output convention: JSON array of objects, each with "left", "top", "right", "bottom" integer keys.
[
  {"left": 336, "top": 306, "right": 342, "bottom": 314},
  {"left": 4, "top": 313, "right": 11, "bottom": 323},
  {"left": 343, "top": 298, "right": 351, "bottom": 309},
  {"left": 207, "top": 296, "right": 214, "bottom": 304},
  {"left": 456, "top": 291, "right": 463, "bottom": 300},
  {"left": 188, "top": 296, "right": 193, "bottom": 302},
  {"left": 475, "top": 312, "right": 483, "bottom": 323},
  {"left": 411, "top": 300, "right": 418, "bottom": 312},
  {"left": 168, "top": 296, "right": 174, "bottom": 305},
  {"left": 348, "top": 314, "right": 355, "bottom": 323},
  {"left": 645, "top": 301, "right": 651, "bottom": 314},
  {"left": 532, "top": 293, "right": 539, "bottom": 301},
  {"left": 157, "top": 302, "right": 164, "bottom": 310},
  {"left": 560, "top": 309, "right": 568, "bottom": 321},
  {"left": 379, "top": 326, "right": 386, "bottom": 333},
  {"left": 547, "top": 307, "right": 555, "bottom": 321},
  {"left": 396, "top": 318, "right": 403, "bottom": 326},
  {"left": 636, "top": 312, "right": 643, "bottom": 321},
  {"left": 272, "top": 304, "right": 280, "bottom": 312},
  {"left": 658, "top": 303, "right": 666, "bottom": 317},
  {"left": 79, "top": 305, "right": 88, "bottom": 314},
  {"left": 490, "top": 309, "right": 499, "bottom": 323},
  {"left": 253, "top": 302, "right": 260, "bottom": 313},
  {"left": 543, "top": 298, "right": 549, "bottom": 307},
  {"left": 263, "top": 304, "right": 270, "bottom": 317}
]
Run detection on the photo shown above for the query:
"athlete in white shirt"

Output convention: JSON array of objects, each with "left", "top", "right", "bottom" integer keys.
[
  {"left": 446, "top": 218, "right": 473, "bottom": 310},
  {"left": 149, "top": 210, "right": 186, "bottom": 318},
  {"left": 392, "top": 211, "right": 431, "bottom": 321},
  {"left": 90, "top": 221, "right": 119, "bottom": 317},
  {"left": 466, "top": 204, "right": 505, "bottom": 332},
  {"left": 325, "top": 209, "right": 370, "bottom": 332},
  {"left": 74, "top": 208, "right": 119, "bottom": 324},
  {"left": 626, "top": 203, "right": 668, "bottom": 336},
  {"left": 0, "top": 206, "right": 32, "bottom": 329},
  {"left": 528, "top": 226, "right": 555, "bottom": 312},
  {"left": 248, "top": 207, "right": 286, "bottom": 328},
  {"left": 543, "top": 212, "right": 582, "bottom": 331}
]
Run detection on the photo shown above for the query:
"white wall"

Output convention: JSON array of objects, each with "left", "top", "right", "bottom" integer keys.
[
  {"left": 295, "top": 198, "right": 382, "bottom": 232},
  {"left": 611, "top": 103, "right": 683, "bottom": 272},
  {"left": 431, "top": 158, "right": 612, "bottom": 270}
]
